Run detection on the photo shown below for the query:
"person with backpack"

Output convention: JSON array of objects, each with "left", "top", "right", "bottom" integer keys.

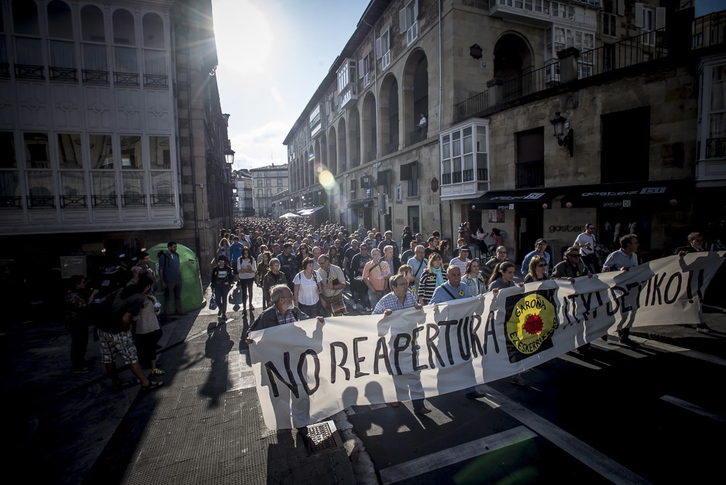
[{"left": 95, "top": 275, "right": 163, "bottom": 392}]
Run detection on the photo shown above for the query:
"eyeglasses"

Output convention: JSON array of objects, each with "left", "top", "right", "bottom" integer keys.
[
  {"left": 537, "top": 263, "right": 547, "bottom": 267},
  {"left": 587, "top": 226, "right": 595, "bottom": 230},
  {"left": 568, "top": 254, "right": 580, "bottom": 258}
]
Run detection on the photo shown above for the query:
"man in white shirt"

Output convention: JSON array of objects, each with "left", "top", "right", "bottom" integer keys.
[
  {"left": 602, "top": 234, "right": 639, "bottom": 343},
  {"left": 573, "top": 223, "right": 601, "bottom": 273}
]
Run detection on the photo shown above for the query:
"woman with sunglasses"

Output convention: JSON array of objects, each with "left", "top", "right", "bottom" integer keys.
[{"left": 523, "top": 255, "right": 549, "bottom": 283}]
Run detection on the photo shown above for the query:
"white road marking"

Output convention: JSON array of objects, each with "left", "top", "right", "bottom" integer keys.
[
  {"left": 378, "top": 426, "right": 536, "bottom": 485},
  {"left": 480, "top": 386, "right": 652, "bottom": 485},
  {"left": 660, "top": 395, "right": 726, "bottom": 422},
  {"left": 632, "top": 336, "right": 726, "bottom": 367}
]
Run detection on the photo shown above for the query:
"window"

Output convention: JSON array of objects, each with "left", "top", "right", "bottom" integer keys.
[
  {"left": 359, "top": 51, "right": 373, "bottom": 88},
  {"left": 635, "top": 3, "right": 666, "bottom": 47},
  {"left": 277, "top": 179, "right": 283, "bottom": 186},
  {"left": 545, "top": 27, "right": 595, "bottom": 81},
  {"left": 57, "top": 134, "right": 82, "bottom": 168},
  {"left": 142, "top": 13, "right": 167, "bottom": 87},
  {"left": 400, "top": 0, "right": 419, "bottom": 46},
  {"left": 440, "top": 123, "right": 489, "bottom": 186},
  {"left": 89, "top": 135, "right": 113, "bottom": 169},
  {"left": 120, "top": 136, "right": 142, "bottom": 169},
  {"left": 0, "top": 132, "right": 20, "bottom": 209},
  {"left": 702, "top": 62, "right": 726, "bottom": 159},
  {"left": 81, "top": 5, "right": 107, "bottom": 82},
  {"left": 12, "top": 0, "right": 43, "bottom": 79},
  {"left": 266, "top": 179, "right": 271, "bottom": 186},
  {"left": 516, "top": 128, "right": 544, "bottom": 188},
  {"left": 113, "top": 9, "right": 138, "bottom": 85},
  {"left": 401, "top": 161, "right": 419, "bottom": 197},
  {"left": 337, "top": 59, "right": 357, "bottom": 108},
  {"left": 149, "top": 136, "right": 170, "bottom": 169},
  {"left": 376, "top": 28, "right": 391, "bottom": 70}
]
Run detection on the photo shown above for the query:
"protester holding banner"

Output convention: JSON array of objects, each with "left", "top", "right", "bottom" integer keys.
[
  {"left": 419, "top": 253, "right": 446, "bottom": 304},
  {"left": 372, "top": 274, "right": 430, "bottom": 414},
  {"left": 488, "top": 262, "right": 521, "bottom": 291},
  {"left": 552, "top": 247, "right": 591, "bottom": 282},
  {"left": 674, "top": 232, "right": 712, "bottom": 333},
  {"left": 247, "top": 284, "right": 318, "bottom": 335},
  {"left": 523, "top": 255, "right": 549, "bottom": 283},
  {"left": 430, "top": 265, "right": 472, "bottom": 304},
  {"left": 602, "top": 234, "right": 639, "bottom": 343}
]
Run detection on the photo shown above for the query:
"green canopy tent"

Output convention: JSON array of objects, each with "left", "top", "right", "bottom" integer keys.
[{"left": 148, "top": 243, "right": 205, "bottom": 313}]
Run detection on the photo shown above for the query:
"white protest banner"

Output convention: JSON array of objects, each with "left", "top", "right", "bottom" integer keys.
[{"left": 248, "top": 252, "right": 724, "bottom": 429}]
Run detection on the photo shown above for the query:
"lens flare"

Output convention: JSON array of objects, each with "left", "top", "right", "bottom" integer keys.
[{"left": 318, "top": 170, "right": 336, "bottom": 190}]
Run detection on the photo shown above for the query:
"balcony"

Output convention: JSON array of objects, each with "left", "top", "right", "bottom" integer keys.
[
  {"left": 455, "top": 27, "right": 672, "bottom": 122},
  {"left": 516, "top": 160, "right": 544, "bottom": 188},
  {"left": 339, "top": 83, "right": 358, "bottom": 109},
  {"left": 488, "top": 0, "right": 599, "bottom": 29}
]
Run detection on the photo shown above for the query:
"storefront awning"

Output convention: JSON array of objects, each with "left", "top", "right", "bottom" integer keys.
[
  {"left": 469, "top": 188, "right": 561, "bottom": 210},
  {"left": 347, "top": 200, "right": 374, "bottom": 209},
  {"left": 559, "top": 181, "right": 691, "bottom": 209},
  {"left": 296, "top": 206, "right": 324, "bottom": 216}
]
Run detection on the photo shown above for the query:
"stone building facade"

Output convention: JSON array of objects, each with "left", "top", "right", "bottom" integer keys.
[
  {"left": 284, "top": 0, "right": 724, "bottom": 263},
  {"left": 0, "top": 0, "right": 233, "bottom": 314}
]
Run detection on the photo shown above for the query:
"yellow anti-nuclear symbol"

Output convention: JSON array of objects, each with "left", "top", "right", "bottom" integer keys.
[{"left": 506, "top": 293, "right": 558, "bottom": 354}]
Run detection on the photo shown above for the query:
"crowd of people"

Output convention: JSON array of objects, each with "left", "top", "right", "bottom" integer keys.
[{"left": 62, "top": 217, "right": 717, "bottom": 404}]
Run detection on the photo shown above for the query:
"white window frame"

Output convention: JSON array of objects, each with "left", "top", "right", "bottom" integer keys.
[
  {"left": 635, "top": 3, "right": 666, "bottom": 47},
  {"left": 440, "top": 123, "right": 489, "bottom": 187},
  {"left": 545, "top": 26, "right": 595, "bottom": 82},
  {"left": 699, "top": 59, "right": 726, "bottom": 161},
  {"left": 376, "top": 28, "right": 391, "bottom": 70},
  {"left": 399, "top": 0, "right": 419, "bottom": 47},
  {"left": 358, "top": 50, "right": 373, "bottom": 88}
]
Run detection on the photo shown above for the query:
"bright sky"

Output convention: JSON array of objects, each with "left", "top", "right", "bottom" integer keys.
[{"left": 212, "top": 0, "right": 371, "bottom": 170}]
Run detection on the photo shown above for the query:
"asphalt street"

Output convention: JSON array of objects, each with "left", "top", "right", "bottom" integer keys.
[{"left": 1, "top": 280, "right": 724, "bottom": 484}]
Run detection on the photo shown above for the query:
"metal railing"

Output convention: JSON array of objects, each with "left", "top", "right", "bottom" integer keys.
[
  {"left": 455, "top": 27, "right": 675, "bottom": 121},
  {"left": 692, "top": 11, "right": 726, "bottom": 49},
  {"left": 580, "top": 28, "right": 668, "bottom": 79}
]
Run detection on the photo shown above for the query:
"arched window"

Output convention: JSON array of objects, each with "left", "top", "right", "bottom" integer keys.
[
  {"left": 12, "top": 0, "right": 42, "bottom": 77},
  {"left": 81, "top": 6, "right": 107, "bottom": 80},
  {"left": 47, "top": 1, "right": 75, "bottom": 78},
  {"left": 113, "top": 9, "right": 138, "bottom": 83},
  {"left": 81, "top": 5, "right": 105, "bottom": 42},
  {"left": 142, "top": 13, "right": 166, "bottom": 86},
  {"left": 47, "top": 1, "right": 73, "bottom": 39},
  {"left": 112, "top": 9, "right": 135, "bottom": 45},
  {"left": 12, "top": 0, "right": 39, "bottom": 36},
  {"left": 143, "top": 13, "right": 164, "bottom": 48}
]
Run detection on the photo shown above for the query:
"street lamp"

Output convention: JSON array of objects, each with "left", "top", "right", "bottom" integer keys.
[
  {"left": 224, "top": 147, "right": 235, "bottom": 166},
  {"left": 549, "top": 112, "right": 574, "bottom": 157}
]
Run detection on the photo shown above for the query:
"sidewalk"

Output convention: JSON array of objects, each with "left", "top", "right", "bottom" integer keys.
[
  {"left": 1, "top": 286, "right": 723, "bottom": 484},
  {"left": 1, "top": 286, "right": 355, "bottom": 485}
]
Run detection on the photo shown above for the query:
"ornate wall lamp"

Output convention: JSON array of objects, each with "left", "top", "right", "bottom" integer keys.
[{"left": 550, "top": 112, "right": 573, "bottom": 157}]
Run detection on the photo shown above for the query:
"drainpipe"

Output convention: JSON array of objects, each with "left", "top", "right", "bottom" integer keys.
[
  {"left": 184, "top": 23, "right": 202, "bottom": 260},
  {"left": 438, "top": 0, "right": 445, "bottom": 237}
]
